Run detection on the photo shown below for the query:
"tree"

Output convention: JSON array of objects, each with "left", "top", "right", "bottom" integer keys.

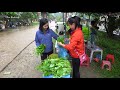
[
  {"left": 0, "top": 12, "right": 39, "bottom": 27},
  {"left": 0, "top": 12, "right": 20, "bottom": 28},
  {"left": 19, "top": 12, "right": 37, "bottom": 25},
  {"left": 48, "top": 13, "right": 55, "bottom": 20},
  {"left": 100, "top": 13, "right": 120, "bottom": 38},
  {"left": 71, "top": 12, "right": 120, "bottom": 38},
  {"left": 32, "top": 12, "right": 38, "bottom": 21}
]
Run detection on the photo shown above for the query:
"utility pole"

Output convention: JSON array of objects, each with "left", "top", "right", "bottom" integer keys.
[
  {"left": 63, "top": 12, "right": 67, "bottom": 38},
  {"left": 63, "top": 12, "right": 64, "bottom": 25}
]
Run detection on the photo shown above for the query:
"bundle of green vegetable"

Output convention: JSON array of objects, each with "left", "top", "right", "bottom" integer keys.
[
  {"left": 35, "top": 44, "right": 46, "bottom": 57},
  {"left": 36, "top": 58, "right": 72, "bottom": 78},
  {"left": 57, "top": 37, "right": 64, "bottom": 44}
]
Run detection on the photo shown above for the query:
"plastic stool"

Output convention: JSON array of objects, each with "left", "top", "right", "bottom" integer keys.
[
  {"left": 101, "top": 60, "right": 111, "bottom": 71},
  {"left": 106, "top": 54, "right": 114, "bottom": 64},
  {"left": 94, "top": 58, "right": 99, "bottom": 62}
]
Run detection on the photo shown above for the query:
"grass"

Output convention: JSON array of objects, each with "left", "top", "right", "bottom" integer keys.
[{"left": 90, "top": 31, "right": 120, "bottom": 78}]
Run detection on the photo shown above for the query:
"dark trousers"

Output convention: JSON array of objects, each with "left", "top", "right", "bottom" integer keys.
[
  {"left": 41, "top": 50, "right": 53, "bottom": 60},
  {"left": 72, "top": 57, "right": 80, "bottom": 78}
]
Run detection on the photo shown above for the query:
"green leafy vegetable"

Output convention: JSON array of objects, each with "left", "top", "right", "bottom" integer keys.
[
  {"left": 48, "top": 54, "right": 58, "bottom": 59},
  {"left": 36, "top": 58, "right": 72, "bottom": 78},
  {"left": 57, "top": 37, "right": 64, "bottom": 44},
  {"left": 35, "top": 44, "right": 46, "bottom": 56}
]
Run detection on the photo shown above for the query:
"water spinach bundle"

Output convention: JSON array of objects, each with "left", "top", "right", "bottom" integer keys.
[
  {"left": 35, "top": 44, "right": 46, "bottom": 56},
  {"left": 57, "top": 37, "right": 64, "bottom": 44}
]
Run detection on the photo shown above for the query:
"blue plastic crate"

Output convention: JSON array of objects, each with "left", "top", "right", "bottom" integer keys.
[
  {"left": 62, "top": 75, "right": 71, "bottom": 78},
  {"left": 43, "top": 75, "right": 53, "bottom": 78},
  {"left": 43, "top": 74, "right": 71, "bottom": 78}
]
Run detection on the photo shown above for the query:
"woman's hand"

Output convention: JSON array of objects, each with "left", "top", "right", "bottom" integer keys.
[
  {"left": 57, "top": 42, "right": 65, "bottom": 47},
  {"left": 64, "top": 38, "right": 69, "bottom": 41}
]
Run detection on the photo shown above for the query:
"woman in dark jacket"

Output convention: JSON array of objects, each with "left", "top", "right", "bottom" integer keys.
[{"left": 35, "top": 18, "right": 59, "bottom": 60}]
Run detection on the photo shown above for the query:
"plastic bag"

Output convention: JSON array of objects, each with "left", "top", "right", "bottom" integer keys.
[{"left": 58, "top": 45, "right": 69, "bottom": 59}]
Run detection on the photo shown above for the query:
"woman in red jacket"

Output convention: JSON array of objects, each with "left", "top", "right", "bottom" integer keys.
[{"left": 58, "top": 16, "right": 85, "bottom": 78}]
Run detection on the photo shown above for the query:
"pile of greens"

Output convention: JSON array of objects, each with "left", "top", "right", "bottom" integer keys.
[
  {"left": 57, "top": 37, "right": 64, "bottom": 44},
  {"left": 35, "top": 44, "right": 46, "bottom": 56},
  {"left": 48, "top": 54, "right": 58, "bottom": 59},
  {"left": 36, "top": 58, "right": 72, "bottom": 78}
]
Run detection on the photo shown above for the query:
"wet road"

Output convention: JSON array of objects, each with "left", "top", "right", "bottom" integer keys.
[{"left": 0, "top": 25, "right": 43, "bottom": 78}]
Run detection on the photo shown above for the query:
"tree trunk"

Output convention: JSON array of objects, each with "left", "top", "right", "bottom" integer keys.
[
  {"left": 4, "top": 18, "right": 9, "bottom": 28},
  {"left": 65, "top": 13, "right": 67, "bottom": 22},
  {"left": 104, "top": 16, "right": 108, "bottom": 34},
  {"left": 41, "top": 12, "right": 47, "bottom": 18},
  {"left": 107, "top": 15, "right": 116, "bottom": 38},
  {"left": 87, "top": 14, "right": 91, "bottom": 40}
]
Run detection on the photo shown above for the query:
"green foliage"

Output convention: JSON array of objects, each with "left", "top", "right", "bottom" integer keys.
[
  {"left": 35, "top": 44, "right": 46, "bottom": 57},
  {"left": 0, "top": 12, "right": 38, "bottom": 22},
  {"left": 0, "top": 12, "right": 19, "bottom": 17},
  {"left": 57, "top": 36, "right": 64, "bottom": 44},
  {"left": 48, "top": 54, "right": 58, "bottom": 59},
  {"left": 107, "top": 16, "right": 117, "bottom": 37},
  {"left": 48, "top": 14, "right": 55, "bottom": 20},
  {"left": 32, "top": 22, "right": 39, "bottom": 26},
  {"left": 36, "top": 58, "right": 72, "bottom": 78},
  {"left": 20, "top": 12, "right": 34, "bottom": 20},
  {"left": 56, "top": 16, "right": 62, "bottom": 22},
  {"left": 116, "top": 17, "right": 120, "bottom": 27},
  {"left": 32, "top": 12, "right": 38, "bottom": 19},
  {"left": 82, "top": 26, "right": 90, "bottom": 40}
]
